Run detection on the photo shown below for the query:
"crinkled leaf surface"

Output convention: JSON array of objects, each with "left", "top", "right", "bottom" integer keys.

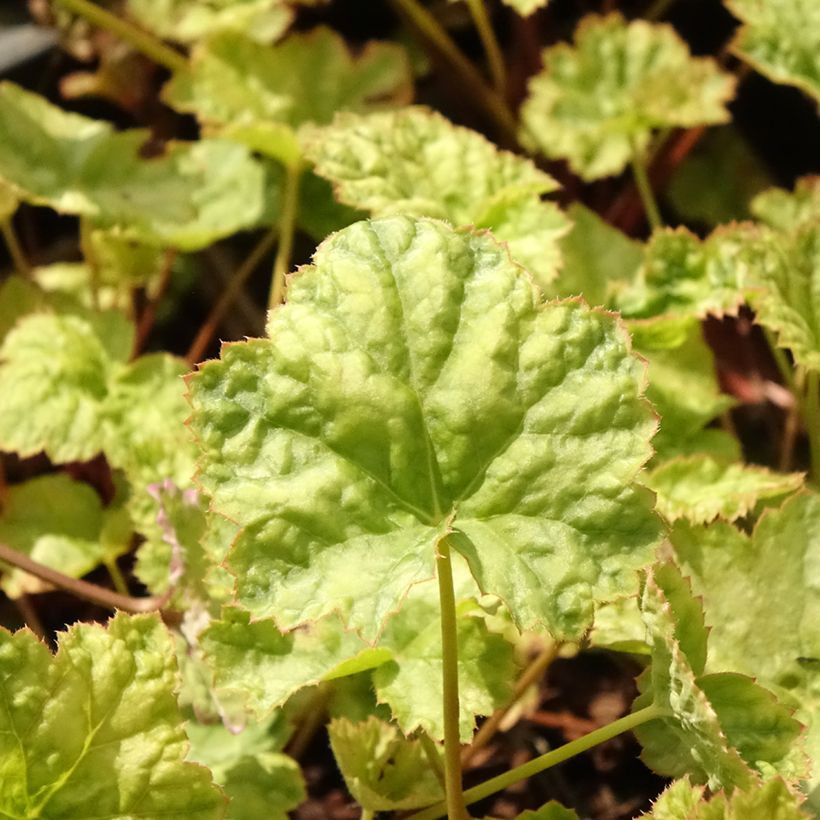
[
  {"left": 373, "top": 578, "right": 516, "bottom": 741},
  {"left": 646, "top": 455, "right": 803, "bottom": 523},
  {"left": 644, "top": 777, "right": 810, "bottom": 818},
  {"left": 520, "top": 14, "right": 735, "bottom": 180},
  {"left": 550, "top": 203, "right": 642, "bottom": 305},
  {"left": 126, "top": 0, "right": 293, "bottom": 44},
  {"left": 187, "top": 718, "right": 304, "bottom": 819},
  {"left": 0, "top": 474, "right": 126, "bottom": 599},
  {"left": 163, "top": 27, "right": 412, "bottom": 132},
  {"left": 329, "top": 716, "right": 444, "bottom": 810},
  {"left": 189, "top": 216, "right": 660, "bottom": 642},
  {"left": 304, "top": 108, "right": 570, "bottom": 287},
  {"left": 0, "top": 82, "right": 265, "bottom": 250},
  {"left": 725, "top": 0, "right": 820, "bottom": 106},
  {"left": 752, "top": 177, "right": 820, "bottom": 232},
  {"left": 0, "top": 613, "right": 224, "bottom": 818},
  {"left": 617, "top": 226, "right": 758, "bottom": 321}
]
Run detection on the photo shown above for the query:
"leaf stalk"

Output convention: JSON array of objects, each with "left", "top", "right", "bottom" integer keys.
[
  {"left": 1, "top": 218, "right": 31, "bottom": 277},
  {"left": 408, "top": 703, "right": 666, "bottom": 820},
  {"left": 465, "top": 0, "right": 507, "bottom": 96},
  {"left": 629, "top": 143, "right": 663, "bottom": 232},
  {"left": 805, "top": 369, "right": 820, "bottom": 483},
  {"left": 268, "top": 162, "right": 303, "bottom": 311}
]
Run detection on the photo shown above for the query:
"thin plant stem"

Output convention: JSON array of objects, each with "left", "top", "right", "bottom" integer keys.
[
  {"left": 435, "top": 535, "right": 469, "bottom": 820},
  {"left": 79, "top": 217, "right": 100, "bottom": 310},
  {"left": 286, "top": 683, "right": 330, "bottom": 760},
  {"left": 419, "top": 731, "right": 447, "bottom": 789},
  {"left": 763, "top": 327, "right": 798, "bottom": 396},
  {"left": 0, "top": 542, "right": 168, "bottom": 613},
  {"left": 462, "top": 640, "right": 559, "bottom": 766},
  {"left": 104, "top": 558, "right": 130, "bottom": 597},
  {"left": 780, "top": 367, "right": 806, "bottom": 471},
  {"left": 187, "top": 229, "right": 277, "bottom": 364},
  {"left": 805, "top": 369, "right": 820, "bottom": 483},
  {"left": 360, "top": 810, "right": 374, "bottom": 820},
  {"left": 645, "top": 0, "right": 676, "bottom": 20},
  {"left": 268, "top": 163, "right": 302, "bottom": 310},
  {"left": 629, "top": 144, "right": 663, "bottom": 232},
  {"left": 389, "top": 0, "right": 518, "bottom": 146},
  {"left": 1, "top": 218, "right": 31, "bottom": 276},
  {"left": 465, "top": 0, "right": 506, "bottom": 95},
  {"left": 134, "top": 249, "right": 176, "bottom": 357},
  {"left": 56, "top": 0, "right": 187, "bottom": 73},
  {"left": 408, "top": 703, "right": 666, "bottom": 820},
  {"left": 15, "top": 594, "right": 46, "bottom": 641}
]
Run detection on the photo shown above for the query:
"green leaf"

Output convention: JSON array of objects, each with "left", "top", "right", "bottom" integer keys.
[
  {"left": 0, "top": 474, "right": 127, "bottom": 598},
  {"left": 373, "top": 577, "right": 516, "bottom": 741},
  {"left": 0, "top": 275, "right": 45, "bottom": 342},
  {"left": 514, "top": 802, "right": 580, "bottom": 820},
  {"left": 666, "top": 126, "right": 773, "bottom": 227},
  {"left": 670, "top": 493, "right": 820, "bottom": 787},
  {"left": 125, "top": 0, "right": 294, "bottom": 44},
  {"left": 163, "top": 27, "right": 412, "bottom": 132},
  {"left": 636, "top": 562, "right": 802, "bottom": 788},
  {"left": 202, "top": 608, "right": 390, "bottom": 717},
  {"left": 725, "top": 0, "right": 820, "bottom": 107},
  {"left": 189, "top": 216, "right": 660, "bottom": 642},
  {"left": 752, "top": 177, "right": 820, "bottom": 231},
  {"left": 646, "top": 455, "right": 803, "bottom": 524},
  {"left": 550, "top": 203, "right": 643, "bottom": 305},
  {"left": 328, "top": 716, "right": 444, "bottom": 810},
  {"left": 187, "top": 718, "right": 304, "bottom": 819},
  {"left": 304, "top": 108, "right": 570, "bottom": 287},
  {"left": 747, "top": 223, "right": 820, "bottom": 372},
  {"left": 0, "top": 82, "right": 266, "bottom": 250},
  {"left": 645, "top": 777, "right": 810, "bottom": 818},
  {"left": 617, "top": 226, "right": 757, "bottom": 321},
  {"left": 520, "top": 14, "right": 735, "bottom": 180},
  {"left": 0, "top": 613, "right": 224, "bottom": 818}
]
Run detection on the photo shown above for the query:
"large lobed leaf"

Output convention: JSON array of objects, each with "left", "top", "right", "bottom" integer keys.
[
  {"left": 520, "top": 14, "right": 735, "bottom": 180},
  {"left": 0, "top": 613, "right": 224, "bottom": 818},
  {"left": 304, "top": 107, "right": 570, "bottom": 287},
  {"left": 725, "top": 0, "right": 820, "bottom": 107},
  {"left": 189, "top": 216, "right": 660, "bottom": 644},
  {"left": 0, "top": 82, "right": 265, "bottom": 250}
]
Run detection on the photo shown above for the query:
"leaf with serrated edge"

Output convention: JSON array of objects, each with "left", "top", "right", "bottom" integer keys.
[
  {"left": 646, "top": 455, "right": 803, "bottom": 524},
  {"left": 329, "top": 716, "right": 444, "bottom": 810},
  {"left": 725, "top": 0, "right": 820, "bottom": 107},
  {"left": 163, "top": 27, "right": 412, "bottom": 133},
  {"left": 188, "top": 216, "right": 660, "bottom": 642},
  {"left": 303, "top": 107, "right": 570, "bottom": 287},
  {"left": 752, "top": 177, "right": 820, "bottom": 232},
  {"left": 520, "top": 14, "right": 735, "bottom": 180},
  {"left": 0, "top": 613, "right": 224, "bottom": 818},
  {"left": 0, "top": 474, "right": 125, "bottom": 598},
  {"left": 0, "top": 82, "right": 265, "bottom": 250},
  {"left": 670, "top": 492, "right": 820, "bottom": 788},
  {"left": 186, "top": 718, "right": 305, "bottom": 819},
  {"left": 126, "top": 0, "right": 293, "bottom": 44}
]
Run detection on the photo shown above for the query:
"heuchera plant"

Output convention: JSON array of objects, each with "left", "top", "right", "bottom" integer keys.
[{"left": 0, "top": 0, "right": 818, "bottom": 818}]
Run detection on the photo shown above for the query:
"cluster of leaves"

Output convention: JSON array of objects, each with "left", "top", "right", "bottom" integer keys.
[{"left": 0, "top": 0, "right": 818, "bottom": 818}]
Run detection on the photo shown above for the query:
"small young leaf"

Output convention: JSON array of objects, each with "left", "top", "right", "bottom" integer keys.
[
  {"left": 188, "top": 216, "right": 660, "bottom": 642},
  {"left": 0, "top": 474, "right": 126, "bottom": 598},
  {"left": 0, "top": 82, "right": 266, "bottom": 250},
  {"left": 646, "top": 456, "right": 803, "bottom": 524},
  {"left": 0, "top": 613, "right": 224, "bottom": 817},
  {"left": 752, "top": 176, "right": 820, "bottom": 231},
  {"left": 521, "top": 14, "right": 735, "bottom": 180},
  {"left": 125, "top": 0, "right": 294, "bottom": 44},
  {"left": 514, "top": 803, "right": 580, "bottom": 820},
  {"left": 725, "top": 0, "right": 820, "bottom": 107},
  {"left": 304, "top": 107, "right": 570, "bottom": 286},
  {"left": 329, "top": 716, "right": 444, "bottom": 810},
  {"left": 163, "top": 27, "right": 412, "bottom": 133}
]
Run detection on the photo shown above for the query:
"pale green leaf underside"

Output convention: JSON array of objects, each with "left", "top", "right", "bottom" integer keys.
[
  {"left": 520, "top": 14, "right": 735, "bottom": 180},
  {"left": 646, "top": 455, "right": 803, "bottom": 523},
  {"left": 726, "top": 0, "right": 820, "bottom": 106},
  {"left": 329, "top": 716, "right": 444, "bottom": 810},
  {"left": 126, "top": 0, "right": 293, "bottom": 44},
  {"left": 304, "top": 107, "right": 569, "bottom": 287},
  {"left": 163, "top": 27, "right": 412, "bottom": 132},
  {"left": 189, "top": 216, "right": 660, "bottom": 642},
  {"left": 0, "top": 613, "right": 224, "bottom": 818},
  {"left": 0, "top": 474, "right": 119, "bottom": 599},
  {"left": 645, "top": 777, "right": 810, "bottom": 818},
  {"left": 752, "top": 176, "right": 820, "bottom": 232},
  {"left": 502, "top": 0, "right": 550, "bottom": 14},
  {"left": 0, "top": 82, "right": 265, "bottom": 250}
]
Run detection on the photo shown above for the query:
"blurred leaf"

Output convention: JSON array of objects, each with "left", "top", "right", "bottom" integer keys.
[
  {"left": 752, "top": 176, "right": 820, "bottom": 231},
  {"left": 521, "top": 14, "right": 735, "bottom": 180}
]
